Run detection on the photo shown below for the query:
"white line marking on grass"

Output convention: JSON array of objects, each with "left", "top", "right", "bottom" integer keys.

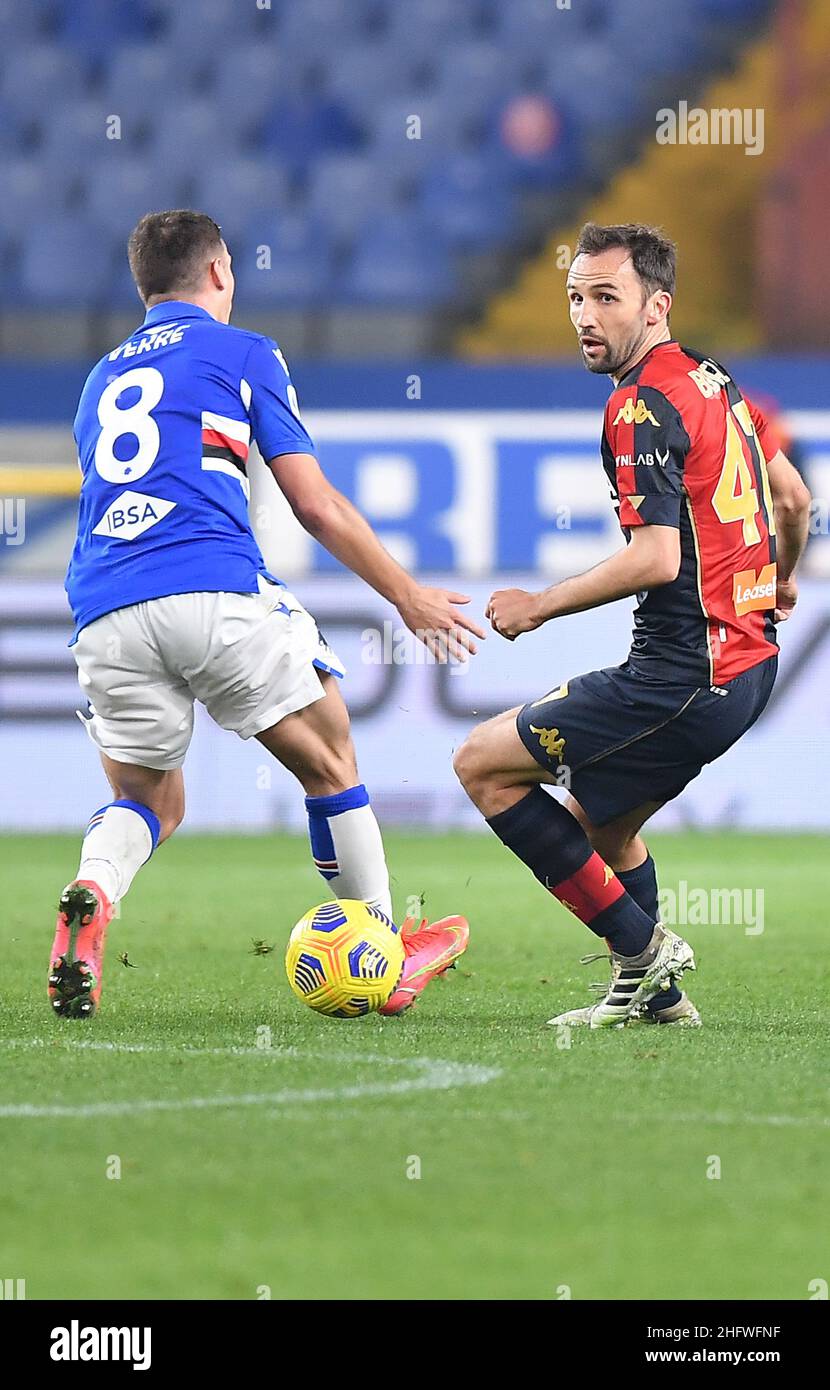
[
  {"left": 0, "top": 1061, "right": 500, "bottom": 1120},
  {"left": 0, "top": 1038, "right": 474, "bottom": 1066},
  {"left": 610, "top": 1110, "right": 830, "bottom": 1131},
  {"left": 0, "top": 1038, "right": 304, "bottom": 1059}
]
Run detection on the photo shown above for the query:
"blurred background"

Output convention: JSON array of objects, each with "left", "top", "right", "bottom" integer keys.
[{"left": 0, "top": 0, "right": 827, "bottom": 833}]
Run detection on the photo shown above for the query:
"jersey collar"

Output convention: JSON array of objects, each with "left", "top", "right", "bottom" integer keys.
[
  {"left": 615, "top": 338, "right": 677, "bottom": 389},
  {"left": 142, "top": 301, "right": 216, "bottom": 325}
]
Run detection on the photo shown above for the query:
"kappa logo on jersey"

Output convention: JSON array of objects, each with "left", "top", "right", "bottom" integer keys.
[
  {"left": 612, "top": 398, "right": 660, "bottom": 427},
  {"left": 91, "top": 490, "right": 176, "bottom": 541},
  {"left": 732, "top": 562, "right": 777, "bottom": 616},
  {"left": 615, "top": 448, "right": 670, "bottom": 467}
]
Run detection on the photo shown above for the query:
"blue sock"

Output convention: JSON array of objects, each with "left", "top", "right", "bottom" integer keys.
[{"left": 617, "top": 854, "right": 682, "bottom": 1009}]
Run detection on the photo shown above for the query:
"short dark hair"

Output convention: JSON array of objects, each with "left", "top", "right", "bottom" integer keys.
[
  {"left": 127, "top": 209, "right": 224, "bottom": 301},
  {"left": 574, "top": 222, "right": 676, "bottom": 297}
]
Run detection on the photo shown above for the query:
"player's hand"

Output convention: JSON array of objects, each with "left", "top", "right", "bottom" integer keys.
[
  {"left": 774, "top": 576, "right": 798, "bottom": 623},
  {"left": 397, "top": 585, "right": 486, "bottom": 662},
  {"left": 486, "top": 588, "right": 544, "bottom": 640}
]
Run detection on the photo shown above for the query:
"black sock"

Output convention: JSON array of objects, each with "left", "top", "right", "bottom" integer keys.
[
  {"left": 486, "top": 787, "right": 655, "bottom": 957},
  {"left": 617, "top": 854, "right": 681, "bottom": 1009}
]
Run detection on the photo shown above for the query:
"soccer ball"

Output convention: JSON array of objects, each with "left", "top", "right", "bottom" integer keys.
[{"left": 285, "top": 900, "right": 405, "bottom": 1018}]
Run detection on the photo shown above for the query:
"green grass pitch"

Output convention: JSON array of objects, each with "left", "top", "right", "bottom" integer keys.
[{"left": 1, "top": 831, "right": 827, "bottom": 1301}]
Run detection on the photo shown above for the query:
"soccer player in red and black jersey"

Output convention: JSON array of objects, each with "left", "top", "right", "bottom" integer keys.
[{"left": 454, "top": 222, "right": 811, "bottom": 1028}]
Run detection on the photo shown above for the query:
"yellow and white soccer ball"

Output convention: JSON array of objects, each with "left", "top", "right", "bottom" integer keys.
[{"left": 285, "top": 900, "right": 405, "bottom": 1018}]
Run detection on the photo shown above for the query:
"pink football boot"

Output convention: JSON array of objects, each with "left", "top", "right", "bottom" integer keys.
[
  {"left": 379, "top": 914, "right": 469, "bottom": 1016},
  {"left": 48, "top": 880, "right": 114, "bottom": 1019}
]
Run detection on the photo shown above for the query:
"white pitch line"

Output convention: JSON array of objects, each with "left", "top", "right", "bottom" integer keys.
[
  {"left": 0, "top": 1038, "right": 461, "bottom": 1067},
  {"left": 0, "top": 1038, "right": 304, "bottom": 1060},
  {"left": 0, "top": 1062, "right": 500, "bottom": 1120},
  {"left": 610, "top": 1110, "right": 830, "bottom": 1132}
]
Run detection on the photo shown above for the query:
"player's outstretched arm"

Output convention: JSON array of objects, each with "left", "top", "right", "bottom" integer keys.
[
  {"left": 765, "top": 449, "right": 811, "bottom": 622},
  {"left": 268, "top": 451, "right": 486, "bottom": 661},
  {"left": 487, "top": 525, "right": 680, "bottom": 639}
]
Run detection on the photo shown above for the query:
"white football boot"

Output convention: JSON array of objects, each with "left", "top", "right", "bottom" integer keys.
[
  {"left": 547, "top": 924, "right": 696, "bottom": 1030},
  {"left": 629, "top": 991, "right": 701, "bottom": 1026}
]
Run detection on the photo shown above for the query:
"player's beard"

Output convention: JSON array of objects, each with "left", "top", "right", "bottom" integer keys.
[{"left": 579, "top": 327, "right": 647, "bottom": 376}]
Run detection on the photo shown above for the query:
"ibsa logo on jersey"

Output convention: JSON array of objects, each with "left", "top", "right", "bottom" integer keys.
[
  {"left": 733, "top": 562, "right": 777, "bottom": 616},
  {"left": 612, "top": 398, "right": 660, "bottom": 427},
  {"left": 92, "top": 490, "right": 176, "bottom": 541}
]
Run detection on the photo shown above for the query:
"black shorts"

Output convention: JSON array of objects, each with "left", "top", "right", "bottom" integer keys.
[{"left": 516, "top": 656, "right": 777, "bottom": 827}]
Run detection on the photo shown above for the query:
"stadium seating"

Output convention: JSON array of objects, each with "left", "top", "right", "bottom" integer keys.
[
  {"left": 339, "top": 211, "right": 454, "bottom": 306},
  {"left": 0, "top": 0, "right": 775, "bottom": 320},
  {"left": 233, "top": 210, "right": 336, "bottom": 308},
  {"left": 16, "top": 216, "right": 115, "bottom": 307}
]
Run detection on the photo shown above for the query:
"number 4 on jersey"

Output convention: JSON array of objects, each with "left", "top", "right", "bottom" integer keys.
[{"left": 712, "top": 399, "right": 776, "bottom": 545}]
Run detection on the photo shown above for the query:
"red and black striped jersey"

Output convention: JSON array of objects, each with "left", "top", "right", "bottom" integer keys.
[{"left": 601, "top": 340, "right": 779, "bottom": 685}]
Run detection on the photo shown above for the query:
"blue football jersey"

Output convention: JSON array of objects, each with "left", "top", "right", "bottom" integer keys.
[{"left": 66, "top": 301, "right": 314, "bottom": 638}]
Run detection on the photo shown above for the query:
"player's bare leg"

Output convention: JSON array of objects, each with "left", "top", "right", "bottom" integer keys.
[
  {"left": 256, "top": 673, "right": 468, "bottom": 1014},
  {"left": 454, "top": 711, "right": 695, "bottom": 1028},
  {"left": 48, "top": 758, "right": 183, "bottom": 1018}
]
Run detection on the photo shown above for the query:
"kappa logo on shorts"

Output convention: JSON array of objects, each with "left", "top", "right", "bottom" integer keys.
[
  {"left": 732, "top": 562, "right": 776, "bottom": 616},
  {"left": 92, "top": 490, "right": 176, "bottom": 541},
  {"left": 529, "top": 724, "right": 566, "bottom": 763}
]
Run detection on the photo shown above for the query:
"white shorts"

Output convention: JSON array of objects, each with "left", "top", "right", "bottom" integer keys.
[{"left": 73, "top": 578, "right": 345, "bottom": 771}]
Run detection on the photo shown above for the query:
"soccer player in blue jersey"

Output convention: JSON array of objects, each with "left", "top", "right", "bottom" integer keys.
[{"left": 49, "top": 210, "right": 480, "bottom": 1019}]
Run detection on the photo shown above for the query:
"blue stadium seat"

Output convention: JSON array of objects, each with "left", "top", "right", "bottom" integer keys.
[
  {"left": 418, "top": 153, "right": 516, "bottom": 250},
  {"left": 599, "top": 1, "right": 708, "bottom": 74},
  {"left": 37, "top": 102, "right": 144, "bottom": 176},
  {"left": 142, "top": 99, "right": 237, "bottom": 175},
  {"left": 382, "top": 0, "right": 480, "bottom": 53},
  {"left": 543, "top": 40, "right": 651, "bottom": 130},
  {"left": 0, "top": 43, "right": 87, "bottom": 123},
  {"left": 101, "top": 43, "right": 192, "bottom": 126},
  {"left": 82, "top": 157, "right": 188, "bottom": 239},
  {"left": 366, "top": 95, "right": 472, "bottom": 169},
  {"left": 0, "top": 159, "right": 74, "bottom": 239},
  {"left": 277, "top": 0, "right": 376, "bottom": 57},
  {"left": 0, "top": 104, "right": 29, "bottom": 156},
  {"left": 699, "top": 0, "right": 770, "bottom": 15},
  {"left": 190, "top": 160, "right": 293, "bottom": 247},
  {"left": 258, "top": 91, "right": 365, "bottom": 175},
  {"left": 152, "top": 0, "right": 263, "bottom": 62},
  {"left": 233, "top": 211, "right": 334, "bottom": 307},
  {"left": 54, "top": 0, "right": 154, "bottom": 58},
  {"left": 206, "top": 42, "right": 290, "bottom": 134},
  {"left": 427, "top": 39, "right": 527, "bottom": 107},
  {"left": 15, "top": 216, "right": 116, "bottom": 307},
  {"left": 322, "top": 43, "right": 429, "bottom": 123},
  {"left": 339, "top": 212, "right": 454, "bottom": 306},
  {"left": 305, "top": 153, "right": 407, "bottom": 250},
  {"left": 489, "top": 0, "right": 593, "bottom": 48},
  {"left": 0, "top": 0, "right": 44, "bottom": 46}
]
